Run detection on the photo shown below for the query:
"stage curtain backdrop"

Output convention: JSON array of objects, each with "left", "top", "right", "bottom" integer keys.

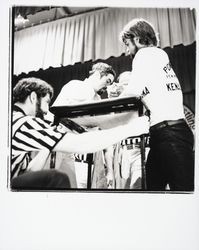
[
  {"left": 13, "top": 42, "right": 196, "bottom": 113},
  {"left": 13, "top": 7, "right": 196, "bottom": 75}
]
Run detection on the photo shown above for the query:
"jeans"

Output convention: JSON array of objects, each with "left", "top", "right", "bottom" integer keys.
[{"left": 146, "top": 121, "right": 194, "bottom": 191}]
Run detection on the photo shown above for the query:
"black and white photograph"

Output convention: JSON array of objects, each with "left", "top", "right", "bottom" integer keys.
[
  {"left": 10, "top": 5, "right": 196, "bottom": 192},
  {"left": 0, "top": 0, "right": 199, "bottom": 249}
]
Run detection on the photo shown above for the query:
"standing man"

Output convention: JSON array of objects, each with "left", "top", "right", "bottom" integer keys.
[
  {"left": 108, "top": 71, "right": 150, "bottom": 189},
  {"left": 120, "top": 18, "right": 194, "bottom": 191},
  {"left": 11, "top": 77, "right": 149, "bottom": 190}
]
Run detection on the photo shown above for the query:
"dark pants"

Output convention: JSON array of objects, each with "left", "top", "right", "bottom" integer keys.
[
  {"left": 11, "top": 169, "right": 71, "bottom": 190},
  {"left": 146, "top": 121, "right": 194, "bottom": 191}
]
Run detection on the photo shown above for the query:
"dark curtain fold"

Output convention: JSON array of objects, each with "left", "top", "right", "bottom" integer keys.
[
  {"left": 164, "top": 42, "right": 196, "bottom": 112},
  {"left": 12, "top": 42, "right": 196, "bottom": 112}
]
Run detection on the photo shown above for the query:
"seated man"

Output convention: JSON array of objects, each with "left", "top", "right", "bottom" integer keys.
[
  {"left": 11, "top": 77, "right": 149, "bottom": 190},
  {"left": 52, "top": 62, "right": 116, "bottom": 106},
  {"left": 52, "top": 62, "right": 117, "bottom": 189}
]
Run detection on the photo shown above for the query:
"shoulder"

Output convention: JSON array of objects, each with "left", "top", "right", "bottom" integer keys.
[
  {"left": 138, "top": 47, "right": 168, "bottom": 60},
  {"left": 31, "top": 116, "right": 52, "bottom": 128},
  {"left": 62, "top": 80, "right": 83, "bottom": 89},
  {"left": 59, "top": 80, "right": 84, "bottom": 94},
  {"left": 18, "top": 115, "right": 52, "bottom": 130},
  {"left": 12, "top": 114, "right": 49, "bottom": 137},
  {"left": 134, "top": 47, "right": 168, "bottom": 67}
]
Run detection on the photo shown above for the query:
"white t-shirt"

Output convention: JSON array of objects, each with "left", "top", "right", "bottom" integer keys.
[
  {"left": 124, "top": 47, "right": 185, "bottom": 126},
  {"left": 52, "top": 79, "right": 100, "bottom": 107}
]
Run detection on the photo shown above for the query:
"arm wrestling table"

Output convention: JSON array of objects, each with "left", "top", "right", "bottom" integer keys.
[{"left": 50, "top": 96, "right": 148, "bottom": 190}]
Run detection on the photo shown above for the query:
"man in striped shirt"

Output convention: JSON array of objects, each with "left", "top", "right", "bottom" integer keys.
[
  {"left": 11, "top": 77, "right": 71, "bottom": 190},
  {"left": 11, "top": 77, "right": 149, "bottom": 190}
]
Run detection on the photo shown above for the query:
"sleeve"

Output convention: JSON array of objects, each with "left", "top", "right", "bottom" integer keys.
[
  {"left": 121, "top": 52, "right": 150, "bottom": 97},
  {"left": 12, "top": 117, "right": 66, "bottom": 152},
  {"left": 125, "top": 71, "right": 144, "bottom": 96}
]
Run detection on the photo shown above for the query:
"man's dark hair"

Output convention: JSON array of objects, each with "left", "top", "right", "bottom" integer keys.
[
  {"left": 120, "top": 18, "right": 158, "bottom": 46},
  {"left": 13, "top": 77, "right": 54, "bottom": 103},
  {"left": 89, "top": 62, "right": 116, "bottom": 80}
]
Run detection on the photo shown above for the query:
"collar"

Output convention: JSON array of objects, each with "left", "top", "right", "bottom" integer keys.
[{"left": 13, "top": 105, "right": 26, "bottom": 116}]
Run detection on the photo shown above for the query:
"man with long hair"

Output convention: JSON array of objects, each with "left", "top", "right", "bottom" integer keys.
[{"left": 120, "top": 18, "right": 194, "bottom": 191}]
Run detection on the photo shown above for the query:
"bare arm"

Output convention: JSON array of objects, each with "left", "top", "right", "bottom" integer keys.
[{"left": 53, "top": 116, "right": 149, "bottom": 154}]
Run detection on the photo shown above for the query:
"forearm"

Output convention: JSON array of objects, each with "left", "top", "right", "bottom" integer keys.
[
  {"left": 53, "top": 125, "right": 127, "bottom": 154},
  {"left": 53, "top": 116, "right": 148, "bottom": 154}
]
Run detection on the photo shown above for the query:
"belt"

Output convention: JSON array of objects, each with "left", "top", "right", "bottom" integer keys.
[{"left": 150, "top": 119, "right": 185, "bottom": 132}]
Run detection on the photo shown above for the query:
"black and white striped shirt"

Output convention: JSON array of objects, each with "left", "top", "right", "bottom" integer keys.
[{"left": 11, "top": 106, "right": 66, "bottom": 178}]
